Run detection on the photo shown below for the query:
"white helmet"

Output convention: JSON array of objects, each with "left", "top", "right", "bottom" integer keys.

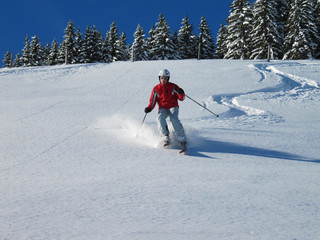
[{"left": 158, "top": 69, "right": 170, "bottom": 78}]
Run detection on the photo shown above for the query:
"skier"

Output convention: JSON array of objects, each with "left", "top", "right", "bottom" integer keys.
[{"left": 144, "top": 69, "right": 187, "bottom": 150}]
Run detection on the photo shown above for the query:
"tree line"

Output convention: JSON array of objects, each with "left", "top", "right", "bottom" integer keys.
[
  {"left": 217, "top": 0, "right": 320, "bottom": 60},
  {"left": 2, "top": 14, "right": 214, "bottom": 68},
  {"left": 3, "top": 0, "right": 320, "bottom": 68}
]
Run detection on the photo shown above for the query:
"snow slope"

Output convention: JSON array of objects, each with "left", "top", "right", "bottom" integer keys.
[{"left": 1, "top": 59, "right": 320, "bottom": 240}]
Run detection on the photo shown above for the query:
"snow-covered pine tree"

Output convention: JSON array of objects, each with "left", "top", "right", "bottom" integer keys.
[
  {"left": 224, "top": 0, "right": 253, "bottom": 59},
  {"left": 21, "top": 35, "right": 31, "bottom": 67},
  {"left": 57, "top": 42, "right": 67, "bottom": 64},
  {"left": 131, "top": 24, "right": 148, "bottom": 61},
  {"left": 13, "top": 53, "right": 22, "bottom": 67},
  {"left": 250, "top": 0, "right": 283, "bottom": 60},
  {"left": 80, "top": 25, "right": 103, "bottom": 63},
  {"left": 313, "top": 0, "right": 320, "bottom": 58},
  {"left": 29, "top": 35, "right": 44, "bottom": 66},
  {"left": 91, "top": 26, "right": 104, "bottom": 62},
  {"left": 178, "top": 16, "right": 197, "bottom": 59},
  {"left": 57, "top": 20, "right": 76, "bottom": 64},
  {"left": 216, "top": 24, "right": 228, "bottom": 59},
  {"left": 172, "top": 30, "right": 181, "bottom": 59},
  {"left": 101, "top": 32, "right": 113, "bottom": 63},
  {"left": 73, "top": 27, "right": 83, "bottom": 63},
  {"left": 302, "top": 0, "right": 320, "bottom": 58},
  {"left": 146, "top": 25, "right": 156, "bottom": 60},
  {"left": 116, "top": 32, "right": 129, "bottom": 61},
  {"left": 283, "top": 0, "right": 319, "bottom": 59},
  {"left": 107, "top": 21, "right": 121, "bottom": 61},
  {"left": 308, "top": 0, "right": 320, "bottom": 58},
  {"left": 198, "top": 15, "right": 216, "bottom": 59},
  {"left": 43, "top": 43, "right": 50, "bottom": 65},
  {"left": 274, "top": 0, "right": 290, "bottom": 58},
  {"left": 78, "top": 26, "right": 88, "bottom": 63},
  {"left": 2, "top": 50, "right": 12, "bottom": 68},
  {"left": 79, "top": 25, "right": 92, "bottom": 63},
  {"left": 151, "top": 13, "right": 178, "bottom": 60},
  {"left": 47, "top": 38, "right": 59, "bottom": 65}
]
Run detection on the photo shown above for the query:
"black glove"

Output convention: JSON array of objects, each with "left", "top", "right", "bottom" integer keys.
[
  {"left": 144, "top": 107, "right": 151, "bottom": 113},
  {"left": 175, "top": 86, "right": 185, "bottom": 95}
]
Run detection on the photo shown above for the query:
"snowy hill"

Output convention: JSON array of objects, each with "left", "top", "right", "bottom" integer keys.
[{"left": 1, "top": 59, "right": 320, "bottom": 240}]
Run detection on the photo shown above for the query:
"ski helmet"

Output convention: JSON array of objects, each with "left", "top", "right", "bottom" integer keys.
[{"left": 158, "top": 69, "right": 170, "bottom": 81}]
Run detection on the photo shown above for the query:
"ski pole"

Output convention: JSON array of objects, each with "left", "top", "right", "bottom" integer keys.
[
  {"left": 185, "top": 94, "right": 219, "bottom": 118},
  {"left": 136, "top": 113, "right": 148, "bottom": 138},
  {"left": 141, "top": 113, "right": 148, "bottom": 127}
]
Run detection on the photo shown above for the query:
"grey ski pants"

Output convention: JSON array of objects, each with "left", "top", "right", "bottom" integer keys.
[{"left": 157, "top": 107, "right": 186, "bottom": 142}]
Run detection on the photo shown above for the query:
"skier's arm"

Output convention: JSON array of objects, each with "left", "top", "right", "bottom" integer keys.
[
  {"left": 145, "top": 89, "right": 158, "bottom": 113},
  {"left": 174, "top": 86, "right": 185, "bottom": 101}
]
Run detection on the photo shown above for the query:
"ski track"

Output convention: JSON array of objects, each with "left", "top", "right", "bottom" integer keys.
[
  {"left": 2, "top": 64, "right": 147, "bottom": 172},
  {"left": 1, "top": 63, "right": 153, "bottom": 174},
  {"left": 211, "top": 62, "right": 319, "bottom": 123},
  {"left": 15, "top": 100, "right": 65, "bottom": 121},
  {"left": 111, "top": 67, "right": 156, "bottom": 114},
  {"left": 77, "top": 65, "right": 136, "bottom": 98},
  {"left": 0, "top": 126, "right": 89, "bottom": 173}
]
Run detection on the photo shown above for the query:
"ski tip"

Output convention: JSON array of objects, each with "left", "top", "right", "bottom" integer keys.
[{"left": 179, "top": 149, "right": 187, "bottom": 155}]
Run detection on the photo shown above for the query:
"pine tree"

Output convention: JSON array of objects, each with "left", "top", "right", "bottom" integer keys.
[
  {"left": 313, "top": 0, "right": 320, "bottom": 58},
  {"left": 274, "top": 0, "right": 291, "bottom": 58},
  {"left": 146, "top": 25, "right": 156, "bottom": 60},
  {"left": 250, "top": 0, "right": 283, "bottom": 60},
  {"left": 116, "top": 32, "right": 129, "bottom": 61},
  {"left": 91, "top": 26, "right": 104, "bottom": 62},
  {"left": 131, "top": 24, "right": 148, "bottom": 61},
  {"left": 80, "top": 25, "right": 103, "bottom": 63},
  {"left": 29, "top": 35, "right": 44, "bottom": 66},
  {"left": 224, "top": 0, "right": 253, "bottom": 59},
  {"left": 178, "top": 16, "right": 197, "bottom": 59},
  {"left": 47, "top": 38, "right": 59, "bottom": 65},
  {"left": 302, "top": 0, "right": 319, "bottom": 58},
  {"left": 150, "top": 13, "right": 178, "bottom": 60},
  {"left": 57, "top": 42, "right": 67, "bottom": 64},
  {"left": 73, "top": 27, "right": 83, "bottom": 63},
  {"left": 21, "top": 35, "right": 31, "bottom": 67},
  {"left": 79, "top": 25, "right": 93, "bottom": 63},
  {"left": 43, "top": 43, "right": 50, "bottom": 65},
  {"left": 216, "top": 24, "right": 228, "bottom": 59},
  {"left": 13, "top": 53, "right": 22, "bottom": 67},
  {"left": 101, "top": 32, "right": 113, "bottom": 63},
  {"left": 172, "top": 30, "right": 180, "bottom": 59},
  {"left": 198, "top": 15, "right": 216, "bottom": 59},
  {"left": 3, "top": 50, "right": 12, "bottom": 68},
  {"left": 283, "top": 0, "right": 319, "bottom": 59},
  {"left": 58, "top": 20, "right": 76, "bottom": 64},
  {"left": 107, "top": 21, "right": 120, "bottom": 61}
]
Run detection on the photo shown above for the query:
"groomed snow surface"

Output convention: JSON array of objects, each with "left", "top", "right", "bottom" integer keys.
[{"left": 1, "top": 59, "right": 319, "bottom": 240}]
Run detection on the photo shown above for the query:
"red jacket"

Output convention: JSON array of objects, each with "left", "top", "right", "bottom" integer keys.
[{"left": 147, "top": 82, "right": 185, "bottom": 111}]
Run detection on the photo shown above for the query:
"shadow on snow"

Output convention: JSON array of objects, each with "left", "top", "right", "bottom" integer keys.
[{"left": 188, "top": 138, "right": 320, "bottom": 164}]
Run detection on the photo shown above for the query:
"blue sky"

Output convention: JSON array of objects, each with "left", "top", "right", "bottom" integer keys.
[{"left": 1, "top": 0, "right": 231, "bottom": 61}]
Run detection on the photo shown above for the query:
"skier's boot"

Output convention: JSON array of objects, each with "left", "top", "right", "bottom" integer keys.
[
  {"left": 163, "top": 135, "right": 170, "bottom": 147},
  {"left": 179, "top": 141, "right": 187, "bottom": 154}
]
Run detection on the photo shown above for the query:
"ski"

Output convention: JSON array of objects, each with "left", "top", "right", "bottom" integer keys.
[
  {"left": 159, "top": 141, "right": 187, "bottom": 155},
  {"left": 179, "top": 148, "right": 187, "bottom": 154},
  {"left": 179, "top": 142, "right": 187, "bottom": 155}
]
